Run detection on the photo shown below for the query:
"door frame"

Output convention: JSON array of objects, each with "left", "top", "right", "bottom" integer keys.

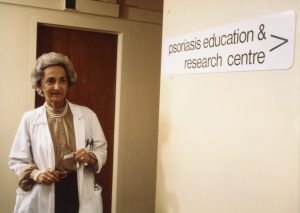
[{"left": 28, "top": 14, "right": 122, "bottom": 213}]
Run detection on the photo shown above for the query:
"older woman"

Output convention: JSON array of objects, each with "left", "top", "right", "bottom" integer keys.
[{"left": 9, "top": 52, "right": 107, "bottom": 213}]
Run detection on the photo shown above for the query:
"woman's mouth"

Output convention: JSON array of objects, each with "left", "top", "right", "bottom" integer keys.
[{"left": 51, "top": 92, "right": 62, "bottom": 96}]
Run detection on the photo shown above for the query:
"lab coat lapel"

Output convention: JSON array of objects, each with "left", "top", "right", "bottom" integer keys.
[
  {"left": 34, "top": 105, "right": 55, "bottom": 170},
  {"left": 68, "top": 102, "right": 85, "bottom": 200}
]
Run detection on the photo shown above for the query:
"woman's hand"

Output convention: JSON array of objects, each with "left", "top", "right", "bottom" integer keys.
[
  {"left": 74, "top": 148, "right": 94, "bottom": 165},
  {"left": 36, "top": 170, "right": 60, "bottom": 185},
  {"left": 74, "top": 148, "right": 98, "bottom": 172}
]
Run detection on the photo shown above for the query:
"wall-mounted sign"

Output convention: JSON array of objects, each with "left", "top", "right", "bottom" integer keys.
[{"left": 163, "top": 11, "right": 296, "bottom": 74}]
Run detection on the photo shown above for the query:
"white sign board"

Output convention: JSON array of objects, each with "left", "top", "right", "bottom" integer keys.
[{"left": 163, "top": 11, "right": 296, "bottom": 74}]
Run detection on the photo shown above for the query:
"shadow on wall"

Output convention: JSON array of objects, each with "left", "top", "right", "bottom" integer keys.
[
  {"left": 157, "top": 79, "right": 180, "bottom": 213},
  {"left": 157, "top": 163, "right": 180, "bottom": 213}
]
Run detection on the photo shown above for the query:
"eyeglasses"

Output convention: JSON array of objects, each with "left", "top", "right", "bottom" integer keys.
[{"left": 56, "top": 146, "right": 81, "bottom": 179}]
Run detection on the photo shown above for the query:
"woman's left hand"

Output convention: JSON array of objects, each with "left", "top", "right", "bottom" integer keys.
[
  {"left": 74, "top": 148, "right": 91, "bottom": 165},
  {"left": 74, "top": 148, "right": 99, "bottom": 173}
]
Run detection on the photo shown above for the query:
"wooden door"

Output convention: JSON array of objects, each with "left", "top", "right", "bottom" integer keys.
[{"left": 36, "top": 24, "right": 117, "bottom": 213}]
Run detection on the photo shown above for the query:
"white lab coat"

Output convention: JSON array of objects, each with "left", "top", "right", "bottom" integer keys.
[{"left": 9, "top": 102, "right": 107, "bottom": 213}]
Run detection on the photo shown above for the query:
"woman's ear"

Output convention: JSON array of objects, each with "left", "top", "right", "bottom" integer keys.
[{"left": 36, "top": 88, "right": 44, "bottom": 97}]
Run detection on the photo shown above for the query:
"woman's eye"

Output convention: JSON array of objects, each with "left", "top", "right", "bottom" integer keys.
[
  {"left": 60, "top": 78, "right": 68, "bottom": 83},
  {"left": 46, "top": 78, "right": 55, "bottom": 84}
]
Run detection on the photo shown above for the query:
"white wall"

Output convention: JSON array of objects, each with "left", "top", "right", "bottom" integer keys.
[
  {"left": 156, "top": 1, "right": 300, "bottom": 213},
  {"left": 0, "top": 2, "right": 161, "bottom": 213}
]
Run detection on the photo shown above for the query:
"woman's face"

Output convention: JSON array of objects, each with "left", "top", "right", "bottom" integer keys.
[{"left": 39, "top": 65, "right": 69, "bottom": 108}]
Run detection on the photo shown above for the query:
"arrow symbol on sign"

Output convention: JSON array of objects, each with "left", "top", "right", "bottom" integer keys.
[{"left": 269, "top": 34, "right": 288, "bottom": 52}]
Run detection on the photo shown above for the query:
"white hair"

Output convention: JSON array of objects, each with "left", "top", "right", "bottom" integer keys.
[{"left": 30, "top": 52, "right": 77, "bottom": 91}]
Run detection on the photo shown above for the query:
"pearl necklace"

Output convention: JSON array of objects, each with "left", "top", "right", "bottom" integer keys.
[{"left": 46, "top": 103, "right": 68, "bottom": 118}]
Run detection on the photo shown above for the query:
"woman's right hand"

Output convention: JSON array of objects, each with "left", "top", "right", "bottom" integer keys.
[{"left": 36, "top": 170, "right": 60, "bottom": 185}]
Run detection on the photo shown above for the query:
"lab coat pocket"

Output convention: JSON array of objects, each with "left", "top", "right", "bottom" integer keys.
[
  {"left": 14, "top": 186, "right": 38, "bottom": 213},
  {"left": 80, "top": 171, "right": 103, "bottom": 213},
  {"left": 94, "top": 184, "right": 103, "bottom": 213},
  {"left": 14, "top": 188, "right": 28, "bottom": 212}
]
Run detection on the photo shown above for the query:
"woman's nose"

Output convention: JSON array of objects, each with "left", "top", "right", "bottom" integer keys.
[{"left": 54, "top": 82, "right": 61, "bottom": 90}]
